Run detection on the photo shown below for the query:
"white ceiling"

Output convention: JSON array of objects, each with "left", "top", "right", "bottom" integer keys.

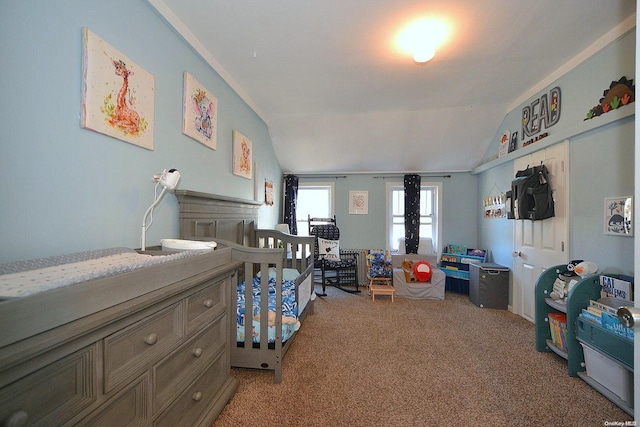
[{"left": 151, "top": 0, "right": 636, "bottom": 174}]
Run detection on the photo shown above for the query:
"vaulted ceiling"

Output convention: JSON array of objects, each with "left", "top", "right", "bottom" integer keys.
[{"left": 151, "top": 0, "right": 636, "bottom": 174}]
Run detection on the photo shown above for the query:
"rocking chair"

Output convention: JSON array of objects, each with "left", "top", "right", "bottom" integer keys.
[{"left": 308, "top": 215, "right": 360, "bottom": 296}]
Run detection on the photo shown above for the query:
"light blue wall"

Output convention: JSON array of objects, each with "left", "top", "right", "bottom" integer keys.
[
  {"left": 0, "top": 1, "right": 283, "bottom": 262},
  {"left": 477, "top": 28, "right": 636, "bottom": 276},
  {"left": 300, "top": 172, "right": 478, "bottom": 252}
]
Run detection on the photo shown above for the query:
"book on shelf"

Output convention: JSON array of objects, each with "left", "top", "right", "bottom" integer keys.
[
  {"left": 589, "top": 299, "right": 618, "bottom": 315},
  {"left": 581, "top": 308, "right": 601, "bottom": 325},
  {"left": 586, "top": 305, "right": 603, "bottom": 316},
  {"left": 600, "top": 276, "right": 632, "bottom": 301},
  {"left": 601, "top": 311, "right": 635, "bottom": 341}
]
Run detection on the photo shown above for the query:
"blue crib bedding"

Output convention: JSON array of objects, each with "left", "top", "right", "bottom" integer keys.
[{"left": 236, "top": 267, "right": 301, "bottom": 343}]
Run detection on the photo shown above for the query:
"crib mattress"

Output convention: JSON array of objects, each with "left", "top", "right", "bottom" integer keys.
[{"left": 237, "top": 267, "right": 307, "bottom": 343}]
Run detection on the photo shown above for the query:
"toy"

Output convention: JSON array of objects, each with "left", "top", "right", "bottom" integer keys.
[
  {"left": 402, "top": 259, "right": 415, "bottom": 282},
  {"left": 574, "top": 261, "right": 598, "bottom": 278},
  {"left": 414, "top": 261, "right": 432, "bottom": 282}
]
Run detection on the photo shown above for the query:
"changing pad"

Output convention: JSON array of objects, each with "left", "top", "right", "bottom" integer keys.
[{"left": 0, "top": 247, "right": 205, "bottom": 299}]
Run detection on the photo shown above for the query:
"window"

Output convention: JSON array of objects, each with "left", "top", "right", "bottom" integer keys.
[
  {"left": 295, "top": 183, "right": 335, "bottom": 236},
  {"left": 387, "top": 182, "right": 442, "bottom": 253}
]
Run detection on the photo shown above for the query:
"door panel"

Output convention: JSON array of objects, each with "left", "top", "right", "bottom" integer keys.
[
  {"left": 521, "top": 262, "right": 537, "bottom": 321},
  {"left": 513, "top": 141, "right": 569, "bottom": 322}
]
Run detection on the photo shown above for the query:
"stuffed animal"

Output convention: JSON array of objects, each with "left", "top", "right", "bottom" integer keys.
[
  {"left": 574, "top": 261, "right": 598, "bottom": 278},
  {"left": 402, "top": 259, "right": 415, "bottom": 282}
]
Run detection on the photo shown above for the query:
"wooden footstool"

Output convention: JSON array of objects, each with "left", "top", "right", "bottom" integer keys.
[{"left": 369, "top": 284, "right": 396, "bottom": 302}]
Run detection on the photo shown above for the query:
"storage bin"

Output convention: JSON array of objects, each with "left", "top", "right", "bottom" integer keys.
[
  {"left": 576, "top": 317, "right": 633, "bottom": 369},
  {"left": 469, "top": 263, "right": 509, "bottom": 309},
  {"left": 581, "top": 343, "right": 634, "bottom": 404}
]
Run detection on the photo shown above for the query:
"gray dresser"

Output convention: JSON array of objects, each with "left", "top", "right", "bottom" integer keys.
[{"left": 0, "top": 248, "right": 239, "bottom": 426}]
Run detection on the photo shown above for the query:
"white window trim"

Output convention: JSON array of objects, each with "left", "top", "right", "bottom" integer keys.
[
  {"left": 385, "top": 181, "right": 442, "bottom": 256},
  {"left": 295, "top": 181, "right": 335, "bottom": 235}
]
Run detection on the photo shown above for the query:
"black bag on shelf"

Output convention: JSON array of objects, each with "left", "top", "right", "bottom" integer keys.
[{"left": 510, "top": 164, "right": 555, "bottom": 220}]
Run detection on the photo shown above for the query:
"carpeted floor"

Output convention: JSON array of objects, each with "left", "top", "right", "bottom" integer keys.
[{"left": 213, "top": 285, "right": 633, "bottom": 426}]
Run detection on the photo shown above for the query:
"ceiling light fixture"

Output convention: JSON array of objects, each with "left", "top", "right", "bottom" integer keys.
[{"left": 397, "top": 18, "right": 448, "bottom": 64}]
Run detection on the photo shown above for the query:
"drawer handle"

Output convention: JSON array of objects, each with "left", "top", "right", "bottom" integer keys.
[
  {"left": 5, "top": 411, "right": 29, "bottom": 427},
  {"left": 144, "top": 333, "right": 158, "bottom": 345},
  {"left": 203, "top": 299, "right": 213, "bottom": 308},
  {"left": 192, "top": 391, "right": 203, "bottom": 402},
  {"left": 192, "top": 347, "right": 203, "bottom": 358}
]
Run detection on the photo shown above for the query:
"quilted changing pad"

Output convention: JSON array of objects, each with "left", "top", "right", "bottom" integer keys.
[{"left": 0, "top": 247, "right": 205, "bottom": 299}]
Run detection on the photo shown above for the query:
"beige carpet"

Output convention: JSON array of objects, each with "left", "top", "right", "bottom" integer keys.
[{"left": 213, "top": 286, "right": 633, "bottom": 426}]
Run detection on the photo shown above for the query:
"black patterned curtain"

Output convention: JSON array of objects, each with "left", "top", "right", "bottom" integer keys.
[
  {"left": 283, "top": 175, "right": 299, "bottom": 235},
  {"left": 404, "top": 174, "right": 421, "bottom": 254}
]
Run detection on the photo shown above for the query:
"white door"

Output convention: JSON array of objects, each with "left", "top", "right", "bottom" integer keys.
[{"left": 512, "top": 141, "right": 569, "bottom": 322}]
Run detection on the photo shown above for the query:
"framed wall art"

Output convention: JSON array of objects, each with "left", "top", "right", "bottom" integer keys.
[
  {"left": 265, "top": 180, "right": 274, "bottom": 206},
  {"left": 182, "top": 72, "right": 217, "bottom": 149},
  {"left": 604, "top": 196, "right": 633, "bottom": 236},
  {"left": 232, "top": 130, "right": 252, "bottom": 179},
  {"left": 349, "top": 191, "right": 368, "bottom": 214},
  {"left": 81, "top": 28, "right": 155, "bottom": 150}
]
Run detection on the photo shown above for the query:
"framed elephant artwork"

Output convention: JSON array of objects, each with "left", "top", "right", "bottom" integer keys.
[{"left": 182, "top": 72, "right": 218, "bottom": 149}]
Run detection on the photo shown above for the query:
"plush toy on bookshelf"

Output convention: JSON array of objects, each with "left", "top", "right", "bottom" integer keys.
[{"left": 550, "top": 260, "right": 599, "bottom": 303}]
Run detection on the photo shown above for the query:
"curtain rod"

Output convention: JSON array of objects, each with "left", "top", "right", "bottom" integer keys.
[
  {"left": 297, "top": 175, "right": 348, "bottom": 179},
  {"left": 290, "top": 174, "right": 452, "bottom": 179},
  {"left": 373, "top": 174, "right": 451, "bottom": 179}
]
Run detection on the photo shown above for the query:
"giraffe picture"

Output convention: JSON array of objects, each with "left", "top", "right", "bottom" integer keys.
[
  {"left": 81, "top": 28, "right": 155, "bottom": 150},
  {"left": 183, "top": 72, "right": 218, "bottom": 149}
]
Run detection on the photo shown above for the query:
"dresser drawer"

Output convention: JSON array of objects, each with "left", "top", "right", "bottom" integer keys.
[
  {"left": 154, "top": 350, "right": 227, "bottom": 427},
  {"left": 104, "top": 302, "right": 184, "bottom": 393},
  {"left": 186, "top": 278, "right": 226, "bottom": 334},
  {"left": 153, "top": 315, "right": 226, "bottom": 413},
  {"left": 77, "top": 373, "right": 149, "bottom": 427},
  {"left": 0, "top": 345, "right": 97, "bottom": 427}
]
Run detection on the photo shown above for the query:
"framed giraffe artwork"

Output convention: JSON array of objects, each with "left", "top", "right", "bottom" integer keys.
[
  {"left": 182, "top": 72, "right": 217, "bottom": 150},
  {"left": 81, "top": 28, "right": 155, "bottom": 150}
]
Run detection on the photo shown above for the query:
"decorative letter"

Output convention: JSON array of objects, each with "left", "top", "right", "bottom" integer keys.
[
  {"left": 538, "top": 93, "right": 549, "bottom": 130},
  {"left": 548, "top": 87, "right": 561, "bottom": 126},
  {"left": 521, "top": 106, "right": 531, "bottom": 138}
]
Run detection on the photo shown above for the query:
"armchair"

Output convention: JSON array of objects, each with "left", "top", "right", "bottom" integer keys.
[
  {"left": 308, "top": 216, "right": 360, "bottom": 296},
  {"left": 392, "top": 238, "right": 445, "bottom": 299}
]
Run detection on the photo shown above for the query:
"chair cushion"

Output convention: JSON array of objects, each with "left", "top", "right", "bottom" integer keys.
[
  {"left": 367, "top": 251, "right": 391, "bottom": 278},
  {"left": 318, "top": 238, "right": 340, "bottom": 261},
  {"left": 369, "top": 263, "right": 392, "bottom": 278},
  {"left": 324, "top": 257, "right": 357, "bottom": 268}
]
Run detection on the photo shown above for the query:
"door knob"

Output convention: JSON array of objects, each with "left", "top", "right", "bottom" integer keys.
[
  {"left": 617, "top": 306, "right": 640, "bottom": 328},
  {"left": 512, "top": 251, "right": 522, "bottom": 257}
]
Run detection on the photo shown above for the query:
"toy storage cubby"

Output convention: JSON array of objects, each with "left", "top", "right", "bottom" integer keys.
[
  {"left": 576, "top": 316, "right": 634, "bottom": 415},
  {"left": 535, "top": 266, "right": 634, "bottom": 415},
  {"left": 535, "top": 265, "right": 601, "bottom": 376},
  {"left": 440, "top": 244, "right": 486, "bottom": 294}
]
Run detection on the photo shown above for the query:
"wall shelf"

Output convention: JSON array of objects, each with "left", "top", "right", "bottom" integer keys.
[{"left": 472, "top": 107, "right": 634, "bottom": 174}]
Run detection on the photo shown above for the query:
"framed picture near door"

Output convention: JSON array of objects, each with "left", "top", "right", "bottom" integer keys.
[{"left": 604, "top": 196, "right": 633, "bottom": 236}]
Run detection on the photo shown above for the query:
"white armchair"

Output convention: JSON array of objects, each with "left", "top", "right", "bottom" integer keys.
[{"left": 392, "top": 238, "right": 445, "bottom": 299}]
